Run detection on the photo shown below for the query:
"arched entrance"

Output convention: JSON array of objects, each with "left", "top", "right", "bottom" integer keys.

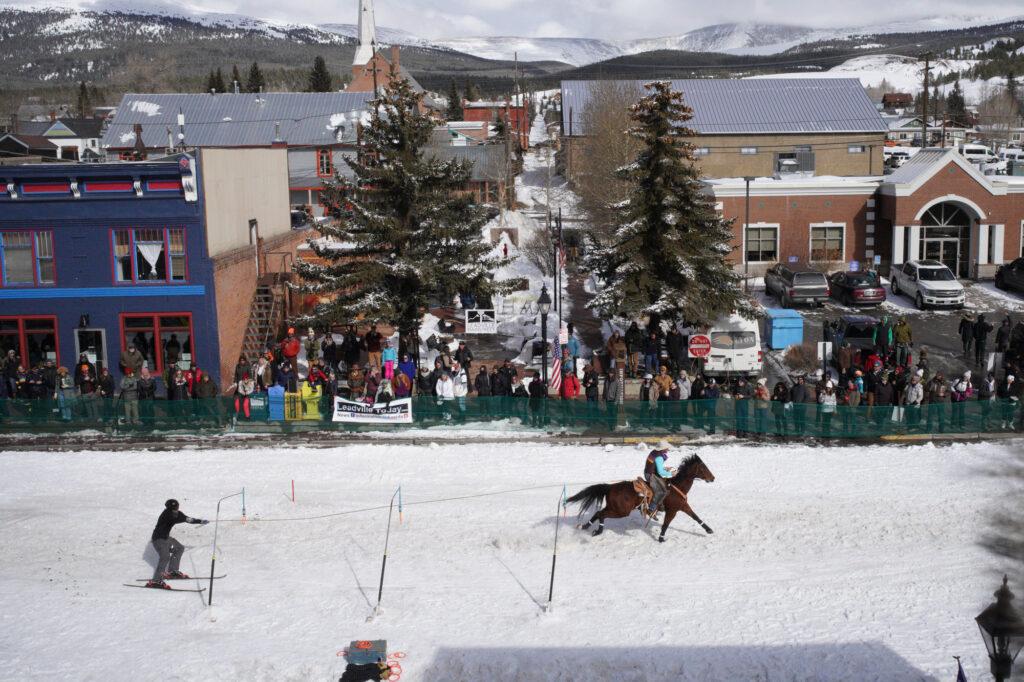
[{"left": 919, "top": 202, "right": 972, "bottom": 278}]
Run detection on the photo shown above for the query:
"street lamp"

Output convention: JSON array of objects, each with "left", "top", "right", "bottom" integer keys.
[
  {"left": 976, "top": 575, "right": 1024, "bottom": 682},
  {"left": 538, "top": 284, "right": 552, "bottom": 387},
  {"left": 743, "top": 176, "right": 755, "bottom": 293}
]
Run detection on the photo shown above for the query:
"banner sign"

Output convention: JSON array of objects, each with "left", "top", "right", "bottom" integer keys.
[
  {"left": 465, "top": 309, "right": 498, "bottom": 334},
  {"left": 332, "top": 397, "right": 413, "bottom": 424}
]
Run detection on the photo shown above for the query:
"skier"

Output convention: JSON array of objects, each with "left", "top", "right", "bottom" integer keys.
[{"left": 147, "top": 499, "right": 208, "bottom": 589}]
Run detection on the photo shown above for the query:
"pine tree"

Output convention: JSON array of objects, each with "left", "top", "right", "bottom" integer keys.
[
  {"left": 308, "top": 56, "right": 333, "bottom": 92},
  {"left": 246, "top": 62, "right": 266, "bottom": 93},
  {"left": 464, "top": 81, "right": 481, "bottom": 102},
  {"left": 584, "top": 81, "right": 756, "bottom": 326},
  {"left": 206, "top": 69, "right": 226, "bottom": 93},
  {"left": 294, "top": 70, "right": 510, "bottom": 349},
  {"left": 445, "top": 80, "right": 462, "bottom": 121},
  {"left": 947, "top": 80, "right": 967, "bottom": 126},
  {"left": 231, "top": 64, "right": 242, "bottom": 92},
  {"left": 76, "top": 81, "right": 91, "bottom": 117},
  {"left": 1008, "top": 69, "right": 1019, "bottom": 105}
]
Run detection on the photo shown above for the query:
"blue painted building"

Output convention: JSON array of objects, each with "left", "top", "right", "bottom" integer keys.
[{"left": 0, "top": 147, "right": 300, "bottom": 388}]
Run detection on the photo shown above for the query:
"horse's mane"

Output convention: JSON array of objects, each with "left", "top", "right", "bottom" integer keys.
[{"left": 671, "top": 454, "right": 702, "bottom": 482}]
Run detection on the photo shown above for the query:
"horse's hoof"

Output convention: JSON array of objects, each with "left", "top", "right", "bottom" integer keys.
[
  {"left": 581, "top": 522, "right": 591, "bottom": 531},
  {"left": 658, "top": 536, "right": 665, "bottom": 543},
  {"left": 702, "top": 524, "right": 714, "bottom": 534},
  {"left": 592, "top": 529, "right": 603, "bottom": 537}
]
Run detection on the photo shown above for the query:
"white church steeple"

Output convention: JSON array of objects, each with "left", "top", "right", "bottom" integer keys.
[{"left": 352, "top": 0, "right": 376, "bottom": 66}]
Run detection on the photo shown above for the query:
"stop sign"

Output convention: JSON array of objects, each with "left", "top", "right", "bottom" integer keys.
[{"left": 688, "top": 334, "right": 711, "bottom": 358}]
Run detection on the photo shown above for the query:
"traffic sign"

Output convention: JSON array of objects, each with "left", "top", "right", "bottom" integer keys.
[
  {"left": 688, "top": 334, "right": 712, "bottom": 358},
  {"left": 788, "top": 256, "right": 798, "bottom": 263},
  {"left": 873, "top": 255, "right": 882, "bottom": 265},
  {"left": 849, "top": 260, "right": 860, "bottom": 272}
]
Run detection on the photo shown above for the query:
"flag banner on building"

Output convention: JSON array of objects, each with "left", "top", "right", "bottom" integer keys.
[
  {"left": 550, "top": 336, "right": 562, "bottom": 392},
  {"left": 332, "top": 397, "right": 413, "bottom": 424}
]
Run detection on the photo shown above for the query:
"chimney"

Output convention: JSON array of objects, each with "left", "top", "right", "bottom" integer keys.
[
  {"left": 49, "top": 109, "right": 57, "bottom": 122},
  {"left": 390, "top": 45, "right": 400, "bottom": 70},
  {"left": 133, "top": 123, "right": 147, "bottom": 159},
  {"left": 9, "top": 114, "right": 16, "bottom": 135}
]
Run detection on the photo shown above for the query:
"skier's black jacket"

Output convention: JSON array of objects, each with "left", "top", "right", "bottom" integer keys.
[{"left": 151, "top": 509, "right": 202, "bottom": 540}]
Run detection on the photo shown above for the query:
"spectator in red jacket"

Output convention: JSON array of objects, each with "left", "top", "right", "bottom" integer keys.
[
  {"left": 280, "top": 327, "right": 301, "bottom": 377},
  {"left": 559, "top": 370, "right": 580, "bottom": 399}
]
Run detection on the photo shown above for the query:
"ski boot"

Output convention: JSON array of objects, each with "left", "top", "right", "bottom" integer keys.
[
  {"left": 163, "top": 571, "right": 190, "bottom": 579},
  {"left": 145, "top": 579, "right": 171, "bottom": 589}
]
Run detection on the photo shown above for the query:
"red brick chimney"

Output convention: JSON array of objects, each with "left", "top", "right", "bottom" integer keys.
[{"left": 390, "top": 45, "right": 400, "bottom": 70}]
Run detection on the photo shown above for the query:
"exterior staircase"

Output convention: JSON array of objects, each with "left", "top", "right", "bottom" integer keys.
[{"left": 241, "top": 281, "right": 285, "bottom": 361}]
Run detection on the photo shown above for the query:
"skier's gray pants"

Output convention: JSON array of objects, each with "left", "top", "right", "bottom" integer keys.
[
  {"left": 646, "top": 473, "right": 668, "bottom": 508},
  {"left": 152, "top": 537, "right": 184, "bottom": 579}
]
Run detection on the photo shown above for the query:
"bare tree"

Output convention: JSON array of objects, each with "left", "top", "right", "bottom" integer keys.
[
  {"left": 575, "top": 80, "right": 643, "bottom": 245},
  {"left": 521, "top": 219, "right": 554, "bottom": 277},
  {"left": 976, "top": 84, "right": 1021, "bottom": 150}
]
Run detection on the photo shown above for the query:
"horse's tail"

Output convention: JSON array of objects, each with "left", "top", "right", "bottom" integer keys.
[{"left": 566, "top": 483, "right": 612, "bottom": 516}]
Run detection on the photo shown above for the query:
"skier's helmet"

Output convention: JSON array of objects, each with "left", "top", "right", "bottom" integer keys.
[{"left": 165, "top": 499, "right": 180, "bottom": 510}]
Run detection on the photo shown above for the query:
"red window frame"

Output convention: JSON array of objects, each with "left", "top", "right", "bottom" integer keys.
[
  {"left": 316, "top": 148, "right": 334, "bottom": 178},
  {"left": 110, "top": 227, "right": 188, "bottom": 285},
  {"left": 0, "top": 229, "right": 56, "bottom": 287},
  {"left": 119, "top": 312, "right": 195, "bottom": 376},
  {"left": 0, "top": 315, "right": 60, "bottom": 368}
]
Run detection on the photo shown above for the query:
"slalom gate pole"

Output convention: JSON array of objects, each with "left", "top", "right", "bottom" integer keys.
[
  {"left": 291, "top": 480, "right": 295, "bottom": 504},
  {"left": 209, "top": 490, "right": 243, "bottom": 606},
  {"left": 398, "top": 486, "right": 403, "bottom": 525},
  {"left": 546, "top": 485, "right": 565, "bottom": 611},
  {"left": 241, "top": 487, "right": 247, "bottom": 524},
  {"left": 561, "top": 484, "right": 567, "bottom": 519},
  {"left": 372, "top": 487, "right": 401, "bottom": 619}
]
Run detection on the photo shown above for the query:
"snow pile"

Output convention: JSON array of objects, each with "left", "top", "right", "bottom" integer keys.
[
  {"left": 129, "top": 100, "right": 162, "bottom": 117},
  {"left": 0, "top": 440, "right": 1016, "bottom": 680}
]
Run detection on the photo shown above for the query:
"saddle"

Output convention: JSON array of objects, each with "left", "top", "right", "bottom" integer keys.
[{"left": 633, "top": 478, "right": 655, "bottom": 516}]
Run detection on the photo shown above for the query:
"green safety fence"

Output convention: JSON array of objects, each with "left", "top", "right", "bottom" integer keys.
[{"left": 0, "top": 395, "right": 1021, "bottom": 438}]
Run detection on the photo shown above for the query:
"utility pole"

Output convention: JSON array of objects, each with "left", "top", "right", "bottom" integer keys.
[{"left": 920, "top": 53, "right": 932, "bottom": 148}]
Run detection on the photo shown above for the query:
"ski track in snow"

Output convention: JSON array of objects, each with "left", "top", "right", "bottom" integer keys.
[{"left": 0, "top": 440, "right": 1016, "bottom": 681}]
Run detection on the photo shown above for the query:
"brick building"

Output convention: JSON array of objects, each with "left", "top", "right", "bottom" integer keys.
[
  {"left": 462, "top": 95, "right": 531, "bottom": 150},
  {"left": 560, "top": 78, "right": 887, "bottom": 181},
  {"left": 707, "top": 148, "right": 1024, "bottom": 278}
]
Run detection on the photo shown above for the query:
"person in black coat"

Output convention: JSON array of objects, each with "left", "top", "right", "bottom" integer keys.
[
  {"left": 490, "top": 368, "right": 509, "bottom": 397},
  {"left": 147, "top": 499, "right": 208, "bottom": 588},
  {"left": 582, "top": 366, "right": 599, "bottom": 402},
  {"left": 321, "top": 334, "right": 340, "bottom": 371},
  {"left": 973, "top": 314, "right": 994, "bottom": 367},
  {"left": 528, "top": 371, "right": 547, "bottom": 426},
  {"left": 341, "top": 325, "right": 362, "bottom": 368},
  {"left": 474, "top": 366, "right": 491, "bottom": 396}
]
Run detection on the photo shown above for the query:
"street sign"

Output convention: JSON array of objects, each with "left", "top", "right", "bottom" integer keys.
[
  {"left": 873, "top": 255, "right": 882, "bottom": 265},
  {"left": 688, "top": 334, "right": 712, "bottom": 358},
  {"left": 788, "top": 256, "right": 798, "bottom": 263},
  {"left": 849, "top": 260, "right": 860, "bottom": 272}
]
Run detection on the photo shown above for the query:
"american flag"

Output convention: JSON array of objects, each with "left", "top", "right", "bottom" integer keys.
[{"left": 549, "top": 336, "right": 562, "bottom": 392}]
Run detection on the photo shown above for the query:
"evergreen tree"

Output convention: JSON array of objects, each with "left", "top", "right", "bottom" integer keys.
[
  {"left": 445, "top": 80, "right": 462, "bottom": 121},
  {"left": 1008, "top": 69, "right": 1019, "bottom": 105},
  {"left": 246, "top": 62, "right": 266, "bottom": 93},
  {"left": 231, "top": 64, "right": 242, "bottom": 92},
  {"left": 308, "top": 56, "right": 333, "bottom": 92},
  {"left": 584, "top": 81, "right": 756, "bottom": 326},
  {"left": 464, "top": 80, "right": 481, "bottom": 102},
  {"left": 294, "top": 70, "right": 510, "bottom": 349},
  {"left": 76, "top": 81, "right": 91, "bottom": 117},
  {"left": 206, "top": 68, "right": 226, "bottom": 93},
  {"left": 947, "top": 80, "right": 967, "bottom": 125}
]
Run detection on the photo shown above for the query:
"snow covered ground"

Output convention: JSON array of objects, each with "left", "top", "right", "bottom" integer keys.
[{"left": 0, "top": 440, "right": 1017, "bottom": 681}]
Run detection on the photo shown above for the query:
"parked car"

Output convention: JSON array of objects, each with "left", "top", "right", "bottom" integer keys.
[
  {"left": 765, "top": 262, "right": 830, "bottom": 308},
  {"left": 701, "top": 314, "right": 763, "bottom": 378},
  {"left": 825, "top": 315, "right": 880, "bottom": 365},
  {"left": 827, "top": 270, "right": 886, "bottom": 306},
  {"left": 889, "top": 260, "right": 966, "bottom": 309},
  {"left": 995, "top": 257, "right": 1024, "bottom": 293}
]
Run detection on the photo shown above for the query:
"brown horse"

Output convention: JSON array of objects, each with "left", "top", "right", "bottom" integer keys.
[{"left": 566, "top": 454, "right": 715, "bottom": 543}]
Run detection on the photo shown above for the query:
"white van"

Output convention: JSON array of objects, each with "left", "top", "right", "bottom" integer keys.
[
  {"left": 700, "top": 314, "right": 763, "bottom": 378},
  {"left": 959, "top": 143, "right": 996, "bottom": 164}
]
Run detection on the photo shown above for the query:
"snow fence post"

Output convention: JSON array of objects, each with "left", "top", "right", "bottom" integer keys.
[
  {"left": 210, "top": 489, "right": 244, "bottom": 607},
  {"left": 371, "top": 486, "right": 401, "bottom": 620},
  {"left": 546, "top": 485, "right": 566, "bottom": 612}
]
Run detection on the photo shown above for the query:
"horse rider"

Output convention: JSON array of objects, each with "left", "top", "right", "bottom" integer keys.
[{"left": 644, "top": 440, "right": 672, "bottom": 514}]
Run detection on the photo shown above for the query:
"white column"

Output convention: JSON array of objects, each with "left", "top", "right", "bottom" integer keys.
[
  {"left": 993, "top": 224, "right": 1006, "bottom": 265},
  {"left": 908, "top": 225, "right": 921, "bottom": 261},
  {"left": 893, "top": 225, "right": 906, "bottom": 264},
  {"left": 977, "top": 224, "right": 990, "bottom": 266}
]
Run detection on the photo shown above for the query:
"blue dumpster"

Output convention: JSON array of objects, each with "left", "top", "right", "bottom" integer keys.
[
  {"left": 267, "top": 385, "right": 285, "bottom": 421},
  {"left": 764, "top": 308, "right": 804, "bottom": 350}
]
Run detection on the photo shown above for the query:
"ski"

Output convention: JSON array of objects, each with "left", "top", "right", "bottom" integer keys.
[
  {"left": 134, "top": 575, "right": 226, "bottom": 581},
  {"left": 123, "top": 584, "right": 206, "bottom": 593}
]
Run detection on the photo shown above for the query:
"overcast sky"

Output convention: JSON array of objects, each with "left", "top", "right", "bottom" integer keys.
[{"left": 13, "top": 0, "right": 1024, "bottom": 40}]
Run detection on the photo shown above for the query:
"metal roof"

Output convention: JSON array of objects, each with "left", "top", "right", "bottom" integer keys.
[
  {"left": 425, "top": 144, "right": 506, "bottom": 182},
  {"left": 882, "top": 148, "right": 950, "bottom": 185},
  {"left": 560, "top": 78, "right": 888, "bottom": 136},
  {"left": 101, "top": 92, "right": 376, "bottom": 150}
]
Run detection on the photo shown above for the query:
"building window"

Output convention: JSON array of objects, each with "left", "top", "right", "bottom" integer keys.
[
  {"left": 316, "top": 148, "right": 334, "bottom": 177},
  {"left": 121, "top": 313, "right": 194, "bottom": 376},
  {"left": 740, "top": 147, "right": 758, "bottom": 155},
  {"left": 0, "top": 231, "right": 55, "bottom": 286},
  {"left": 848, "top": 145, "right": 865, "bottom": 154},
  {"left": 112, "top": 228, "right": 186, "bottom": 284},
  {"left": 745, "top": 225, "right": 778, "bottom": 263},
  {"left": 810, "top": 224, "right": 844, "bottom": 262},
  {"left": 0, "top": 316, "right": 59, "bottom": 368},
  {"left": 794, "top": 145, "right": 812, "bottom": 153}
]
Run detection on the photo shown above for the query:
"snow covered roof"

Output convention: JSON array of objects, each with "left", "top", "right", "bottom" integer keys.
[
  {"left": 561, "top": 78, "right": 887, "bottom": 136},
  {"left": 101, "top": 92, "right": 375, "bottom": 149},
  {"left": 705, "top": 174, "right": 881, "bottom": 197},
  {"left": 426, "top": 144, "right": 506, "bottom": 182}
]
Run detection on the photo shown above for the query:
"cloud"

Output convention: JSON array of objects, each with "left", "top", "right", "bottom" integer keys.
[{"left": 534, "top": 20, "right": 571, "bottom": 38}]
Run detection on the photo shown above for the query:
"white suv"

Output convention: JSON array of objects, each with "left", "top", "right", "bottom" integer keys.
[{"left": 889, "top": 260, "right": 966, "bottom": 309}]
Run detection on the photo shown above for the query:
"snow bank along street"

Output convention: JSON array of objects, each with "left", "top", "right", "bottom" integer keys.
[{"left": 0, "top": 440, "right": 1014, "bottom": 681}]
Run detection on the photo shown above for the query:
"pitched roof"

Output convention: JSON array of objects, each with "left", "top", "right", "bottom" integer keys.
[
  {"left": 425, "top": 144, "right": 506, "bottom": 182},
  {"left": 0, "top": 133, "right": 57, "bottom": 150},
  {"left": 880, "top": 147, "right": 1006, "bottom": 198},
  {"left": 101, "top": 92, "right": 376, "bottom": 149},
  {"left": 882, "top": 148, "right": 950, "bottom": 185},
  {"left": 46, "top": 118, "right": 104, "bottom": 138},
  {"left": 561, "top": 78, "right": 887, "bottom": 136}
]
